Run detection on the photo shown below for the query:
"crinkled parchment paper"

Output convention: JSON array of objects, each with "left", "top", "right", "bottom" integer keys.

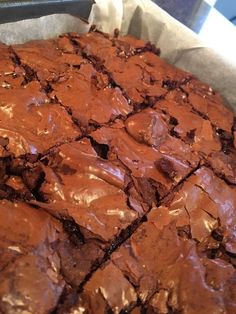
[{"left": 0, "top": 0, "right": 235, "bottom": 110}]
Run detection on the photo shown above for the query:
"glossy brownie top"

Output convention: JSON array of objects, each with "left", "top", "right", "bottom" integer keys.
[{"left": 0, "top": 29, "right": 235, "bottom": 314}]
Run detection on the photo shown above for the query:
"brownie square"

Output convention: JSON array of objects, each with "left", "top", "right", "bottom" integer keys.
[
  {"left": 90, "top": 109, "right": 199, "bottom": 202},
  {"left": 71, "top": 31, "right": 192, "bottom": 106},
  {"left": 156, "top": 93, "right": 236, "bottom": 184},
  {"left": 13, "top": 38, "right": 83, "bottom": 85},
  {"left": 0, "top": 81, "right": 81, "bottom": 156},
  {"left": 50, "top": 63, "right": 132, "bottom": 130},
  {"left": 0, "top": 200, "right": 65, "bottom": 313},
  {"left": 0, "top": 199, "right": 112, "bottom": 313},
  {"left": 13, "top": 36, "right": 134, "bottom": 131},
  {"left": 38, "top": 138, "right": 146, "bottom": 239},
  {"left": 0, "top": 43, "right": 26, "bottom": 88}
]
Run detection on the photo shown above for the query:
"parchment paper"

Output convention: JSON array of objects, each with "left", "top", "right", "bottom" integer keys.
[{"left": 0, "top": 0, "right": 235, "bottom": 111}]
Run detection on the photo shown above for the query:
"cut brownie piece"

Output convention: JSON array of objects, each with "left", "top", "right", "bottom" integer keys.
[
  {"left": 0, "top": 43, "right": 26, "bottom": 87},
  {"left": 0, "top": 81, "right": 81, "bottom": 156},
  {"left": 91, "top": 111, "right": 199, "bottom": 201},
  {"left": 13, "top": 36, "right": 134, "bottom": 131},
  {"left": 71, "top": 31, "right": 192, "bottom": 105},
  {"left": 161, "top": 166, "right": 236, "bottom": 253},
  {"left": 69, "top": 30, "right": 146, "bottom": 61},
  {"left": 38, "top": 138, "right": 146, "bottom": 239},
  {"left": 68, "top": 167, "right": 236, "bottom": 314},
  {"left": 50, "top": 63, "right": 132, "bottom": 130},
  {"left": 159, "top": 92, "right": 236, "bottom": 184},
  {"left": 155, "top": 97, "right": 221, "bottom": 155},
  {"left": 13, "top": 38, "right": 85, "bottom": 85},
  {"left": 181, "top": 79, "right": 234, "bottom": 133}
]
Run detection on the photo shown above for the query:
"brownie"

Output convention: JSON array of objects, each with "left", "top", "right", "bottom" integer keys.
[
  {"left": 0, "top": 29, "right": 235, "bottom": 314},
  {"left": 50, "top": 63, "right": 132, "bottom": 130},
  {"left": 13, "top": 38, "right": 82, "bottom": 84},
  {"left": 70, "top": 32, "right": 191, "bottom": 105},
  {"left": 0, "top": 200, "right": 65, "bottom": 313},
  {"left": 90, "top": 110, "right": 199, "bottom": 201},
  {"left": 158, "top": 92, "right": 236, "bottom": 184},
  {"left": 13, "top": 37, "right": 133, "bottom": 131},
  {"left": 0, "top": 81, "right": 81, "bottom": 156}
]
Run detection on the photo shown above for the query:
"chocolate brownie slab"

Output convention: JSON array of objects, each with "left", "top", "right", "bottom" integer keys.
[{"left": 0, "top": 29, "right": 235, "bottom": 314}]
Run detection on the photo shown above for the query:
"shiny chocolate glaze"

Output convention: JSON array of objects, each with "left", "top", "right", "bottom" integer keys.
[{"left": 0, "top": 30, "right": 235, "bottom": 314}]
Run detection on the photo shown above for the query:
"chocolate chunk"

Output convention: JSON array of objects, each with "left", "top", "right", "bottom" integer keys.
[
  {"left": 22, "top": 166, "right": 44, "bottom": 191},
  {"left": 186, "top": 129, "right": 196, "bottom": 143}
]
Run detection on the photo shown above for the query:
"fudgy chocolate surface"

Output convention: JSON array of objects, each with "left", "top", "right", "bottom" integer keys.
[{"left": 0, "top": 29, "right": 235, "bottom": 314}]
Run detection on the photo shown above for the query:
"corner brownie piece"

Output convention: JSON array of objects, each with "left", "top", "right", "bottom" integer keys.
[
  {"left": 12, "top": 38, "right": 83, "bottom": 85},
  {"left": 0, "top": 200, "right": 65, "bottom": 313},
  {"left": 0, "top": 200, "right": 109, "bottom": 313},
  {"left": 13, "top": 37, "right": 133, "bottom": 131},
  {"left": 70, "top": 167, "right": 236, "bottom": 313}
]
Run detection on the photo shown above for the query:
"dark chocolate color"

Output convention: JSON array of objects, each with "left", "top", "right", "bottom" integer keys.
[{"left": 0, "top": 30, "right": 235, "bottom": 314}]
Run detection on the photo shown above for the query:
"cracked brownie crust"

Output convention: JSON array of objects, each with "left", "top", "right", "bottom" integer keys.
[{"left": 0, "top": 29, "right": 235, "bottom": 314}]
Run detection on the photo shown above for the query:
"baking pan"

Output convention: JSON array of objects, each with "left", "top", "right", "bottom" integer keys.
[{"left": 0, "top": 0, "right": 93, "bottom": 23}]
